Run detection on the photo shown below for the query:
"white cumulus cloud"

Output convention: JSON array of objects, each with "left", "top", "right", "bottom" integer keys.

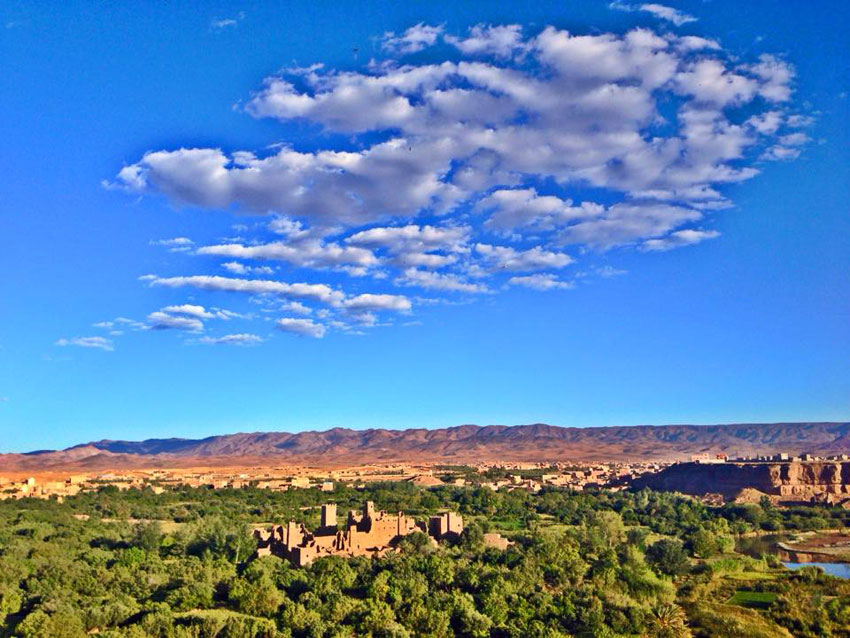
[
  {"left": 641, "top": 228, "right": 720, "bottom": 251},
  {"left": 104, "top": 20, "right": 809, "bottom": 344},
  {"left": 474, "top": 244, "right": 573, "bottom": 271},
  {"left": 445, "top": 24, "right": 526, "bottom": 58},
  {"left": 159, "top": 304, "right": 215, "bottom": 319},
  {"left": 221, "top": 261, "right": 275, "bottom": 275},
  {"left": 147, "top": 311, "right": 204, "bottom": 332},
  {"left": 56, "top": 336, "right": 114, "bottom": 351},
  {"left": 382, "top": 23, "right": 443, "bottom": 54},
  {"left": 147, "top": 275, "right": 347, "bottom": 306},
  {"left": 200, "top": 239, "right": 377, "bottom": 269},
  {"left": 396, "top": 268, "right": 488, "bottom": 293},
  {"left": 199, "top": 333, "right": 263, "bottom": 345},
  {"left": 277, "top": 318, "right": 326, "bottom": 338},
  {"left": 508, "top": 274, "right": 573, "bottom": 290},
  {"left": 342, "top": 293, "right": 412, "bottom": 312},
  {"left": 610, "top": 2, "right": 697, "bottom": 27},
  {"left": 151, "top": 237, "right": 194, "bottom": 253}
]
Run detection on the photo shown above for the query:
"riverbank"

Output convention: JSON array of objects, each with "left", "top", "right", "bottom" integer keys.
[
  {"left": 777, "top": 531, "right": 850, "bottom": 563},
  {"left": 737, "top": 530, "right": 850, "bottom": 564}
]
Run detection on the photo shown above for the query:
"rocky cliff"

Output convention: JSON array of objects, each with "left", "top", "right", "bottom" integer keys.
[{"left": 632, "top": 461, "right": 850, "bottom": 501}]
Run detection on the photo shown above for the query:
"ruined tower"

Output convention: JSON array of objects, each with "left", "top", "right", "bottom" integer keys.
[{"left": 321, "top": 503, "right": 337, "bottom": 529}]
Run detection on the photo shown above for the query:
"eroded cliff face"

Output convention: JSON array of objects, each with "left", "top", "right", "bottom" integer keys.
[{"left": 633, "top": 462, "right": 850, "bottom": 501}]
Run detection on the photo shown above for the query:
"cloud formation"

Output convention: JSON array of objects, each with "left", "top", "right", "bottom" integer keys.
[
  {"left": 475, "top": 243, "right": 573, "bottom": 271},
  {"left": 610, "top": 2, "right": 697, "bottom": 27},
  {"left": 147, "top": 311, "right": 204, "bottom": 332},
  {"left": 56, "top": 336, "right": 114, "bottom": 351},
  {"left": 117, "top": 27, "right": 801, "bottom": 226},
  {"left": 641, "top": 229, "right": 720, "bottom": 251},
  {"left": 277, "top": 318, "right": 326, "bottom": 338},
  {"left": 210, "top": 11, "right": 245, "bottom": 31},
  {"left": 221, "top": 262, "right": 275, "bottom": 275},
  {"left": 508, "top": 273, "right": 573, "bottom": 291},
  {"left": 198, "top": 333, "right": 263, "bottom": 345},
  {"left": 159, "top": 304, "right": 216, "bottom": 320},
  {"left": 104, "top": 19, "right": 809, "bottom": 345},
  {"left": 199, "top": 238, "right": 377, "bottom": 269},
  {"left": 151, "top": 237, "right": 194, "bottom": 253},
  {"left": 445, "top": 24, "right": 526, "bottom": 58},
  {"left": 147, "top": 274, "right": 347, "bottom": 306},
  {"left": 382, "top": 23, "right": 444, "bottom": 54}
]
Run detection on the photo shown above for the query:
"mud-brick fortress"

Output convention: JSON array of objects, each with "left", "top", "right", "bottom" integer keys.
[{"left": 255, "top": 501, "right": 464, "bottom": 566}]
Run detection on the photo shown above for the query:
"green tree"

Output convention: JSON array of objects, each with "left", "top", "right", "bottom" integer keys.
[
  {"left": 0, "top": 583, "right": 22, "bottom": 626},
  {"left": 646, "top": 603, "right": 692, "bottom": 638},
  {"left": 687, "top": 529, "right": 719, "bottom": 559},
  {"left": 17, "top": 607, "right": 86, "bottom": 638},
  {"left": 228, "top": 572, "right": 284, "bottom": 617},
  {"left": 15, "top": 609, "right": 52, "bottom": 638},
  {"left": 452, "top": 592, "right": 492, "bottom": 638},
  {"left": 139, "top": 603, "right": 175, "bottom": 638},
  {"left": 460, "top": 522, "right": 484, "bottom": 548},
  {"left": 579, "top": 511, "right": 626, "bottom": 555},
  {"left": 188, "top": 517, "right": 255, "bottom": 563},
  {"left": 131, "top": 520, "right": 163, "bottom": 552},
  {"left": 646, "top": 539, "right": 689, "bottom": 577}
]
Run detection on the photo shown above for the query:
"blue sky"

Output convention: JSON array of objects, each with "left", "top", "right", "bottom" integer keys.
[{"left": 1, "top": 1, "right": 847, "bottom": 452}]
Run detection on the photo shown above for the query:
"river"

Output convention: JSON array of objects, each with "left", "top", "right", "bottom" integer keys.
[
  {"left": 782, "top": 562, "right": 850, "bottom": 579},
  {"left": 736, "top": 534, "right": 850, "bottom": 579}
]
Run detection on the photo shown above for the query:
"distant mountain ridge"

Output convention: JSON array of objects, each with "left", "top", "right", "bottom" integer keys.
[{"left": 2, "top": 422, "right": 849, "bottom": 471}]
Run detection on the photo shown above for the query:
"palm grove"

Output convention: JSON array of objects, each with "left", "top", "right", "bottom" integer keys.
[{"left": 1, "top": 481, "right": 849, "bottom": 637}]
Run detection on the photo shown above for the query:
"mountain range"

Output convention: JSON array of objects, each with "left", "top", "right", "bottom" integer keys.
[{"left": 2, "top": 422, "right": 849, "bottom": 472}]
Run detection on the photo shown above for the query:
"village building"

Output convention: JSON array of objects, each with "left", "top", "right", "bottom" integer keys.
[
  {"left": 255, "top": 501, "right": 464, "bottom": 566},
  {"left": 483, "top": 532, "right": 512, "bottom": 551},
  {"left": 407, "top": 474, "right": 444, "bottom": 488}
]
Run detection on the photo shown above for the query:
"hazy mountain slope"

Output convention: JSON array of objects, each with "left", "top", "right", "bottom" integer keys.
[{"left": 1, "top": 422, "right": 848, "bottom": 471}]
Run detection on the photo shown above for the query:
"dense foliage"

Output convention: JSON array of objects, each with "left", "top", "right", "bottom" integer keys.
[{"left": 0, "top": 483, "right": 848, "bottom": 637}]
